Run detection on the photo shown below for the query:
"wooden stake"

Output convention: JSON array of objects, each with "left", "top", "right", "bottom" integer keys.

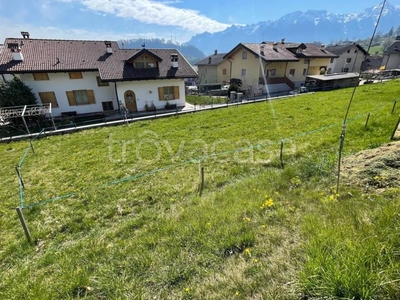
[
  {"left": 198, "top": 161, "right": 204, "bottom": 196},
  {"left": 15, "top": 166, "right": 24, "bottom": 189},
  {"left": 391, "top": 100, "right": 397, "bottom": 114},
  {"left": 16, "top": 207, "right": 32, "bottom": 243},
  {"left": 390, "top": 115, "right": 400, "bottom": 140},
  {"left": 280, "top": 141, "right": 284, "bottom": 168},
  {"left": 365, "top": 112, "right": 371, "bottom": 127}
]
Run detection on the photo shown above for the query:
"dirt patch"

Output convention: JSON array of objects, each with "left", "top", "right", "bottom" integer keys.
[{"left": 342, "top": 141, "right": 400, "bottom": 191}]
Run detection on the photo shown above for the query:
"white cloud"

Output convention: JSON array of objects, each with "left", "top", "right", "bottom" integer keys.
[
  {"left": 0, "top": 19, "right": 169, "bottom": 43},
  {"left": 79, "top": 0, "right": 230, "bottom": 33}
]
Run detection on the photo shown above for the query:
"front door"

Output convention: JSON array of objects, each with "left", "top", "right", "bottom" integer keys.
[{"left": 124, "top": 90, "right": 137, "bottom": 112}]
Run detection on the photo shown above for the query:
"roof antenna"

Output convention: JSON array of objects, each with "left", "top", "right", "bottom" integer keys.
[{"left": 142, "top": 43, "right": 145, "bottom": 49}]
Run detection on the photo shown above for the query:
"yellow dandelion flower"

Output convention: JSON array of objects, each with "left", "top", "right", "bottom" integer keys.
[
  {"left": 265, "top": 199, "right": 274, "bottom": 207},
  {"left": 253, "top": 259, "right": 258, "bottom": 263},
  {"left": 185, "top": 287, "right": 190, "bottom": 292},
  {"left": 235, "top": 291, "right": 240, "bottom": 296},
  {"left": 262, "top": 224, "right": 266, "bottom": 228},
  {"left": 329, "top": 195, "right": 334, "bottom": 201}
]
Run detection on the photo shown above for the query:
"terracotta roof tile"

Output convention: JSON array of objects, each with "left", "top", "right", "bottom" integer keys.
[{"left": 0, "top": 38, "right": 198, "bottom": 81}]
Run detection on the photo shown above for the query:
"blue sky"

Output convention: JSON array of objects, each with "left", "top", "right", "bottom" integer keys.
[{"left": 0, "top": 0, "right": 398, "bottom": 43}]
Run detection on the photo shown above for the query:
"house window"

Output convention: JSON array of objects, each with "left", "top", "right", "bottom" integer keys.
[
  {"left": 347, "top": 49, "right": 350, "bottom": 53},
  {"left": 66, "top": 90, "right": 96, "bottom": 106},
  {"left": 270, "top": 69, "right": 276, "bottom": 76},
  {"left": 342, "top": 68, "right": 349, "bottom": 73},
  {"left": 241, "top": 69, "right": 246, "bottom": 76},
  {"left": 327, "top": 68, "right": 332, "bottom": 74},
  {"left": 38, "top": 91, "right": 59, "bottom": 108},
  {"left": 158, "top": 86, "right": 180, "bottom": 101},
  {"left": 96, "top": 76, "right": 109, "bottom": 86},
  {"left": 303, "top": 68, "right": 307, "bottom": 76},
  {"left": 33, "top": 73, "right": 49, "bottom": 81},
  {"left": 242, "top": 51, "right": 247, "bottom": 59},
  {"left": 354, "top": 50, "right": 358, "bottom": 53},
  {"left": 69, "top": 72, "right": 83, "bottom": 79},
  {"left": 102, "top": 101, "right": 114, "bottom": 111},
  {"left": 330, "top": 58, "right": 335, "bottom": 63},
  {"left": 289, "top": 69, "right": 295, "bottom": 77},
  {"left": 223, "top": 69, "right": 227, "bottom": 75},
  {"left": 135, "top": 62, "right": 145, "bottom": 68},
  {"left": 304, "top": 58, "right": 310, "bottom": 64},
  {"left": 296, "top": 48, "right": 303, "bottom": 54},
  {"left": 134, "top": 55, "right": 157, "bottom": 69},
  {"left": 146, "top": 62, "right": 155, "bottom": 68},
  {"left": 346, "top": 58, "right": 352, "bottom": 63}
]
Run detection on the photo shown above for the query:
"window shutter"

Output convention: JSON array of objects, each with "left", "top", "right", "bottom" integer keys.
[
  {"left": 158, "top": 87, "right": 164, "bottom": 101},
  {"left": 87, "top": 90, "right": 95, "bottom": 104},
  {"left": 173, "top": 86, "right": 180, "bottom": 100},
  {"left": 66, "top": 91, "right": 76, "bottom": 106},
  {"left": 39, "top": 92, "right": 59, "bottom": 108},
  {"left": 33, "top": 73, "right": 49, "bottom": 80},
  {"left": 69, "top": 72, "right": 83, "bottom": 79}
]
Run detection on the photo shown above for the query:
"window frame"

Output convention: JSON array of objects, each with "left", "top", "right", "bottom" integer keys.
[
  {"left": 158, "top": 86, "right": 180, "bottom": 101},
  {"left": 242, "top": 51, "right": 247, "bottom": 60},
  {"left": 241, "top": 69, "right": 246, "bottom": 76},
  {"left": 270, "top": 69, "right": 276, "bottom": 76},
  {"left": 68, "top": 72, "right": 83, "bottom": 79},
  {"left": 33, "top": 73, "right": 49, "bottom": 81},
  {"left": 289, "top": 69, "right": 295, "bottom": 77},
  {"left": 66, "top": 89, "right": 96, "bottom": 106},
  {"left": 38, "top": 91, "right": 59, "bottom": 108}
]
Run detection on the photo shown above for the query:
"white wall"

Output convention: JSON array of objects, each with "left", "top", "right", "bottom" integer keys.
[
  {"left": 20, "top": 71, "right": 117, "bottom": 116},
  {"left": 116, "top": 79, "right": 186, "bottom": 110},
  {"left": 328, "top": 46, "right": 366, "bottom": 74}
]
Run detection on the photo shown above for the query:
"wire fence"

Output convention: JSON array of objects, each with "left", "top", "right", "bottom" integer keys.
[{"left": 14, "top": 102, "right": 394, "bottom": 211}]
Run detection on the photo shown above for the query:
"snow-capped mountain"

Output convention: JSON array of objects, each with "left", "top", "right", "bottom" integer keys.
[{"left": 188, "top": 2, "right": 400, "bottom": 55}]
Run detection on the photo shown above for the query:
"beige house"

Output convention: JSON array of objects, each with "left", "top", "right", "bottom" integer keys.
[
  {"left": 325, "top": 43, "right": 369, "bottom": 74},
  {"left": 381, "top": 36, "right": 400, "bottom": 70},
  {"left": 196, "top": 50, "right": 230, "bottom": 85},
  {"left": 222, "top": 41, "right": 337, "bottom": 95}
]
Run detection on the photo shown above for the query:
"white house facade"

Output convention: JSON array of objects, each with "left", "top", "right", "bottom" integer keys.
[
  {"left": 325, "top": 43, "right": 369, "bottom": 74},
  {"left": 0, "top": 33, "right": 198, "bottom": 117}
]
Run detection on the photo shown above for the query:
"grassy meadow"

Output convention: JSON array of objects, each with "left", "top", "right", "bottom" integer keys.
[{"left": 1, "top": 80, "right": 399, "bottom": 299}]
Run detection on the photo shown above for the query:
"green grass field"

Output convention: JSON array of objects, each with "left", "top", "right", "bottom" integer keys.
[{"left": 1, "top": 80, "right": 399, "bottom": 299}]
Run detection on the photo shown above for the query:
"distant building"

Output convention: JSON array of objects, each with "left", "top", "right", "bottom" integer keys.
[
  {"left": 325, "top": 43, "right": 369, "bottom": 74},
  {"left": 381, "top": 36, "right": 400, "bottom": 70}
]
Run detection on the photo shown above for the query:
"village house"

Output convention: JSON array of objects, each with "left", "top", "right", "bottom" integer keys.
[
  {"left": 381, "top": 35, "right": 400, "bottom": 70},
  {"left": 0, "top": 32, "right": 198, "bottom": 117},
  {"left": 195, "top": 39, "right": 339, "bottom": 95},
  {"left": 325, "top": 43, "right": 369, "bottom": 74}
]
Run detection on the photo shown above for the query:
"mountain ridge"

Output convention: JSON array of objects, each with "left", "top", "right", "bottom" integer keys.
[{"left": 188, "top": 1, "right": 400, "bottom": 55}]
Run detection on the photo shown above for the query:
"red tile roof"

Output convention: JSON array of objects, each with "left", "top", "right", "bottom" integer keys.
[
  {"left": 0, "top": 38, "right": 198, "bottom": 81},
  {"left": 223, "top": 42, "right": 338, "bottom": 62}
]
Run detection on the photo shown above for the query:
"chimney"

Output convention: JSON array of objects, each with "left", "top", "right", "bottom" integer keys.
[
  {"left": 395, "top": 35, "right": 400, "bottom": 41},
  {"left": 171, "top": 53, "right": 178, "bottom": 68},
  {"left": 8, "top": 42, "right": 24, "bottom": 61},
  {"left": 214, "top": 49, "right": 218, "bottom": 55},
  {"left": 21, "top": 31, "right": 30, "bottom": 39},
  {"left": 104, "top": 41, "right": 113, "bottom": 54},
  {"left": 320, "top": 44, "right": 325, "bottom": 49},
  {"left": 208, "top": 57, "right": 212, "bottom": 64},
  {"left": 260, "top": 45, "right": 265, "bottom": 56},
  {"left": 281, "top": 38, "right": 285, "bottom": 44},
  {"left": 273, "top": 42, "right": 278, "bottom": 51}
]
